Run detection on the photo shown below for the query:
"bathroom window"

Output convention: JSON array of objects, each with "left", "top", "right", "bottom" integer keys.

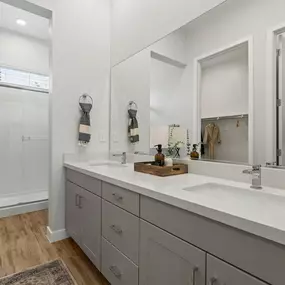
[{"left": 0, "top": 66, "right": 49, "bottom": 92}]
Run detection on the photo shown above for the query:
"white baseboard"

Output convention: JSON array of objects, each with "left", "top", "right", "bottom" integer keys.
[
  {"left": 0, "top": 200, "right": 48, "bottom": 219},
  {"left": 47, "top": 226, "right": 69, "bottom": 243}
]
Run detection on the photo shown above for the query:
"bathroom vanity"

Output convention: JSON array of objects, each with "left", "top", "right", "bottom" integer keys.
[{"left": 65, "top": 162, "right": 285, "bottom": 285}]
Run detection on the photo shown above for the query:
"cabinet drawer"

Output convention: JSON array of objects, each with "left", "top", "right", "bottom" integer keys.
[
  {"left": 102, "top": 237, "right": 138, "bottom": 285},
  {"left": 66, "top": 169, "right": 101, "bottom": 196},
  {"left": 140, "top": 220, "right": 206, "bottom": 285},
  {"left": 141, "top": 196, "right": 285, "bottom": 285},
  {"left": 207, "top": 255, "right": 267, "bottom": 285},
  {"left": 102, "top": 182, "right": 139, "bottom": 215},
  {"left": 102, "top": 200, "right": 139, "bottom": 264}
]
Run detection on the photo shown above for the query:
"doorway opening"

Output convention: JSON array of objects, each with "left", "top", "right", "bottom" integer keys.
[{"left": 0, "top": 1, "right": 51, "bottom": 216}]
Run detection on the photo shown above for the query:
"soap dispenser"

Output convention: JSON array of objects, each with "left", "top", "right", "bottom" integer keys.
[{"left": 154, "top": 144, "right": 165, "bottom": 166}]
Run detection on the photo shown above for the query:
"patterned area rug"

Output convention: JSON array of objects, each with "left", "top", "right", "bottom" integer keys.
[{"left": 0, "top": 260, "right": 77, "bottom": 285}]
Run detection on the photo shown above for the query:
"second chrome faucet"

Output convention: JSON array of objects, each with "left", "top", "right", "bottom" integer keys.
[
  {"left": 112, "top": 152, "right": 127, "bottom": 164},
  {"left": 242, "top": 165, "right": 262, "bottom": 189}
]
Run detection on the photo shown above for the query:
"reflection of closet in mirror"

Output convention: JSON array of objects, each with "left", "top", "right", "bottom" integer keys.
[
  {"left": 198, "top": 41, "right": 251, "bottom": 164},
  {"left": 201, "top": 115, "right": 248, "bottom": 163}
]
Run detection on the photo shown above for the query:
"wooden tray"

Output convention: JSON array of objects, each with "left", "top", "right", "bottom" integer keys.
[{"left": 134, "top": 161, "right": 188, "bottom": 177}]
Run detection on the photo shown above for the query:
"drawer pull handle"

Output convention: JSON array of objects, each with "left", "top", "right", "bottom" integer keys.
[
  {"left": 110, "top": 224, "right": 123, "bottom": 234},
  {"left": 75, "top": 194, "right": 79, "bottom": 207},
  {"left": 112, "top": 193, "right": 123, "bottom": 201},
  {"left": 78, "top": 196, "right": 83, "bottom": 209},
  {"left": 109, "top": 265, "right": 122, "bottom": 278},
  {"left": 209, "top": 277, "right": 217, "bottom": 285},
  {"left": 192, "top": 267, "right": 198, "bottom": 285}
]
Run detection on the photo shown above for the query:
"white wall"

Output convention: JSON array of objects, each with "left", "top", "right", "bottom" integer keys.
[
  {"left": 150, "top": 28, "right": 188, "bottom": 64},
  {"left": 200, "top": 44, "right": 249, "bottom": 118},
  {"left": 150, "top": 59, "right": 185, "bottom": 126},
  {"left": 27, "top": 0, "right": 53, "bottom": 10},
  {"left": 111, "top": 0, "right": 227, "bottom": 66},
  {"left": 49, "top": 0, "right": 110, "bottom": 235},
  {"left": 0, "top": 28, "right": 49, "bottom": 74}
]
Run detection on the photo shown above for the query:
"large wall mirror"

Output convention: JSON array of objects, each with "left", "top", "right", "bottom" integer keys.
[{"left": 111, "top": 0, "right": 285, "bottom": 167}]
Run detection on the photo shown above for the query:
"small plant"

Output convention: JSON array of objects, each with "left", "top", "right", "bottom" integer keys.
[{"left": 166, "top": 124, "right": 184, "bottom": 158}]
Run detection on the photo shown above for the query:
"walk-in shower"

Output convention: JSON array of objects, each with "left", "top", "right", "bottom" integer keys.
[{"left": 0, "top": 2, "right": 50, "bottom": 216}]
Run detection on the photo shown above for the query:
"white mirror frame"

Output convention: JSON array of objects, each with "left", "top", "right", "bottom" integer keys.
[
  {"left": 266, "top": 23, "right": 285, "bottom": 165},
  {"left": 192, "top": 36, "right": 254, "bottom": 165}
]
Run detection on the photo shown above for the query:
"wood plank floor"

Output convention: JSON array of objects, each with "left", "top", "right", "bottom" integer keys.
[{"left": 0, "top": 210, "right": 109, "bottom": 285}]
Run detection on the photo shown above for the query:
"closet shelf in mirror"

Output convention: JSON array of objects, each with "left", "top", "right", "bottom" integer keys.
[{"left": 201, "top": 114, "right": 248, "bottom": 121}]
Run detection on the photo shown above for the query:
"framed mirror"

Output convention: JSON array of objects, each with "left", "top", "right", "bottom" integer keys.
[
  {"left": 267, "top": 24, "right": 285, "bottom": 169},
  {"left": 274, "top": 32, "right": 285, "bottom": 167},
  {"left": 110, "top": 0, "right": 285, "bottom": 167}
]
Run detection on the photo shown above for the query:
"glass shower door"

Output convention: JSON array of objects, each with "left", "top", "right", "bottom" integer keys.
[
  {"left": 0, "top": 86, "right": 49, "bottom": 207},
  {"left": 0, "top": 86, "right": 23, "bottom": 207},
  {"left": 22, "top": 89, "right": 49, "bottom": 196}
]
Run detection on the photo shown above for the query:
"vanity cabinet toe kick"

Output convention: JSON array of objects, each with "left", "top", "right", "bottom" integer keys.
[{"left": 65, "top": 168, "right": 284, "bottom": 285}]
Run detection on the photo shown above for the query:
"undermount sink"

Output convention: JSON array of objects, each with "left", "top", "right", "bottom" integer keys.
[
  {"left": 182, "top": 183, "right": 285, "bottom": 205},
  {"left": 183, "top": 183, "right": 247, "bottom": 193},
  {"left": 89, "top": 161, "right": 128, "bottom": 168}
]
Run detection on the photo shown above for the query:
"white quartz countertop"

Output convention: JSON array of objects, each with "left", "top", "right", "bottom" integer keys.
[{"left": 64, "top": 160, "right": 285, "bottom": 246}]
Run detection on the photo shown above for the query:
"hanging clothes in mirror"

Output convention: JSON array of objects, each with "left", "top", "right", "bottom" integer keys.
[{"left": 203, "top": 123, "right": 221, "bottom": 160}]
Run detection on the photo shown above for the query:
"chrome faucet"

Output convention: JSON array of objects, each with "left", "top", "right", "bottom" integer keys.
[
  {"left": 242, "top": 165, "right": 262, "bottom": 189},
  {"left": 113, "top": 152, "right": 127, "bottom": 164}
]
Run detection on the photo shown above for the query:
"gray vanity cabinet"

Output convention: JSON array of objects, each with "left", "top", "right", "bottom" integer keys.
[
  {"left": 65, "top": 178, "right": 102, "bottom": 270},
  {"left": 65, "top": 181, "right": 82, "bottom": 245},
  {"left": 65, "top": 169, "right": 281, "bottom": 285},
  {"left": 79, "top": 188, "right": 101, "bottom": 270},
  {"left": 206, "top": 255, "right": 268, "bottom": 285},
  {"left": 139, "top": 220, "right": 206, "bottom": 285}
]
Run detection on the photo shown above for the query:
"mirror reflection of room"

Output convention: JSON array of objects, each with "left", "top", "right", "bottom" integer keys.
[
  {"left": 200, "top": 43, "right": 249, "bottom": 164},
  {"left": 150, "top": 43, "right": 188, "bottom": 157},
  {"left": 110, "top": 0, "right": 285, "bottom": 167}
]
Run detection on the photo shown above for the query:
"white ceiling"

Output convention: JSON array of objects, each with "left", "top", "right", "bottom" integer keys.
[{"left": 0, "top": 2, "right": 50, "bottom": 41}]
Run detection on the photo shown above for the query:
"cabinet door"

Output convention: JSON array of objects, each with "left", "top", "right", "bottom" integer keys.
[
  {"left": 207, "top": 255, "right": 268, "bottom": 285},
  {"left": 80, "top": 189, "right": 102, "bottom": 270},
  {"left": 139, "top": 220, "right": 206, "bottom": 285},
  {"left": 65, "top": 181, "right": 81, "bottom": 245}
]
